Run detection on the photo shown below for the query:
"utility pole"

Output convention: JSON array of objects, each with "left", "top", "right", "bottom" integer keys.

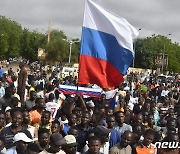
[
  {"left": 47, "top": 20, "right": 51, "bottom": 44},
  {"left": 162, "top": 34, "right": 171, "bottom": 73}
]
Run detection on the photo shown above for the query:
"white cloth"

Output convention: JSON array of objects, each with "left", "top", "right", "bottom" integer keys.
[
  {"left": 161, "top": 90, "right": 169, "bottom": 97},
  {"left": 46, "top": 101, "right": 60, "bottom": 119},
  {"left": 100, "top": 142, "right": 109, "bottom": 154},
  {"left": 5, "top": 147, "right": 17, "bottom": 154},
  {"left": 128, "top": 96, "right": 138, "bottom": 110}
]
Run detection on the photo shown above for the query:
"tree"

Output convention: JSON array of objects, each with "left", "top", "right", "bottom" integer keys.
[{"left": 134, "top": 35, "right": 180, "bottom": 72}]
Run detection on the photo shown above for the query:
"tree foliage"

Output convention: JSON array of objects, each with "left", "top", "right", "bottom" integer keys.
[
  {"left": 0, "top": 16, "right": 179, "bottom": 72},
  {"left": 134, "top": 35, "right": 180, "bottom": 72}
]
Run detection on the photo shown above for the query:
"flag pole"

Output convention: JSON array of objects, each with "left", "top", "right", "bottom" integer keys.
[{"left": 77, "top": 0, "right": 86, "bottom": 93}]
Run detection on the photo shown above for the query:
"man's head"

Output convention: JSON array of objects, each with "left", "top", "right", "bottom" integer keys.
[
  {"left": 106, "top": 115, "right": 116, "bottom": 129},
  {"left": 121, "top": 131, "right": 133, "bottom": 148},
  {"left": 48, "top": 93, "right": 55, "bottom": 101},
  {"left": 94, "top": 125, "right": 111, "bottom": 144},
  {"left": 132, "top": 123, "right": 142, "bottom": 136},
  {"left": 23, "top": 110, "right": 30, "bottom": 125},
  {"left": 35, "top": 98, "right": 45, "bottom": 110},
  {"left": 41, "top": 111, "right": 51, "bottom": 126},
  {"left": 29, "top": 91, "right": 36, "bottom": 101},
  {"left": 144, "top": 102, "right": 151, "bottom": 111},
  {"left": 115, "top": 111, "right": 125, "bottom": 125},
  {"left": 50, "top": 133, "right": 65, "bottom": 153},
  {"left": 106, "top": 107, "right": 114, "bottom": 117},
  {"left": 0, "top": 110, "right": 5, "bottom": 128},
  {"left": 11, "top": 97, "right": 19, "bottom": 108},
  {"left": 63, "top": 135, "right": 77, "bottom": 154},
  {"left": 143, "top": 129, "right": 155, "bottom": 146},
  {"left": 98, "top": 105, "right": 106, "bottom": 117},
  {"left": 167, "top": 118, "right": 177, "bottom": 130},
  {"left": 68, "top": 126, "right": 78, "bottom": 139},
  {"left": 10, "top": 108, "right": 23, "bottom": 128},
  {"left": 27, "top": 143, "right": 41, "bottom": 154},
  {"left": 51, "top": 120, "right": 60, "bottom": 134},
  {"left": 67, "top": 113, "right": 77, "bottom": 126},
  {"left": 81, "top": 111, "right": 90, "bottom": 125},
  {"left": 135, "top": 114, "right": 143, "bottom": 124},
  {"left": 147, "top": 114, "right": 155, "bottom": 126},
  {"left": 38, "top": 128, "right": 50, "bottom": 148},
  {"left": 13, "top": 132, "right": 33, "bottom": 153},
  {"left": 88, "top": 136, "right": 101, "bottom": 154}
]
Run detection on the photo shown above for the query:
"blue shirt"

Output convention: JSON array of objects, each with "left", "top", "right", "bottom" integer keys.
[
  {"left": 76, "top": 124, "right": 92, "bottom": 152},
  {"left": 109, "top": 129, "right": 122, "bottom": 149}
]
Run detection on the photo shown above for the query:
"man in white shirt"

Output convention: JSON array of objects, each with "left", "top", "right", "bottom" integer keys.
[{"left": 46, "top": 93, "right": 59, "bottom": 119}]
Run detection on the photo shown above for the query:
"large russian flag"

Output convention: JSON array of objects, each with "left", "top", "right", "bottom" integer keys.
[{"left": 78, "top": 0, "right": 139, "bottom": 88}]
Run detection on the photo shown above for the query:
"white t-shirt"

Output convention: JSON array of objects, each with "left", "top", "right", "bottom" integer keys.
[
  {"left": 39, "top": 149, "right": 66, "bottom": 154},
  {"left": 46, "top": 101, "right": 60, "bottom": 119}
]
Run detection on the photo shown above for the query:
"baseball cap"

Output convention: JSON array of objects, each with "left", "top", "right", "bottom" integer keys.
[
  {"left": 86, "top": 100, "right": 95, "bottom": 108},
  {"left": 64, "top": 135, "right": 77, "bottom": 147},
  {"left": 94, "top": 125, "right": 111, "bottom": 135},
  {"left": 50, "top": 133, "right": 66, "bottom": 146},
  {"left": 13, "top": 132, "right": 33, "bottom": 143}
]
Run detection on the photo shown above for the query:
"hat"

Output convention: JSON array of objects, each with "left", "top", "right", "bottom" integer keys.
[
  {"left": 50, "top": 133, "right": 66, "bottom": 146},
  {"left": 13, "top": 132, "right": 33, "bottom": 143},
  {"left": 64, "top": 135, "right": 77, "bottom": 147},
  {"left": 5, "top": 106, "right": 11, "bottom": 112},
  {"left": 86, "top": 100, "right": 95, "bottom": 108},
  {"left": 94, "top": 125, "right": 111, "bottom": 135},
  {"left": 59, "top": 93, "right": 66, "bottom": 100}
]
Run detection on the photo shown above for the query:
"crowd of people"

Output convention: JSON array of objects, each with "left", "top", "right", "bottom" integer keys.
[{"left": 0, "top": 61, "right": 179, "bottom": 154}]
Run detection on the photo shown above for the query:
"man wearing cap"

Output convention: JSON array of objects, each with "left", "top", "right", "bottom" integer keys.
[
  {"left": 94, "top": 125, "right": 111, "bottom": 154},
  {"left": 6, "top": 132, "right": 33, "bottom": 154},
  {"left": 54, "top": 89, "right": 66, "bottom": 108},
  {"left": 63, "top": 135, "right": 80, "bottom": 154},
  {"left": 39, "top": 133, "right": 66, "bottom": 154},
  {"left": 86, "top": 100, "right": 95, "bottom": 117}
]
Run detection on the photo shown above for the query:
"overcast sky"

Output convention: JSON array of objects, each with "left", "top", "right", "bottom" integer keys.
[{"left": 0, "top": 0, "right": 179, "bottom": 43}]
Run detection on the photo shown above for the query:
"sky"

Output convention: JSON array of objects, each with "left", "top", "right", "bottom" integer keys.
[{"left": 0, "top": 0, "right": 179, "bottom": 43}]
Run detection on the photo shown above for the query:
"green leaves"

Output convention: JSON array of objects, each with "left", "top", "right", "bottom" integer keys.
[{"left": 134, "top": 35, "right": 180, "bottom": 73}]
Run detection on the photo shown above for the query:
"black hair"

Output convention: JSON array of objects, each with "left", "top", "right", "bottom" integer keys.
[
  {"left": 27, "top": 143, "right": 41, "bottom": 152},
  {"left": 67, "top": 113, "right": 77, "bottom": 120},
  {"left": 48, "top": 93, "right": 55, "bottom": 100},
  {"left": 30, "top": 90, "right": 36, "bottom": 95},
  {"left": 0, "top": 110, "right": 5, "bottom": 116},
  {"left": 88, "top": 136, "right": 101, "bottom": 145},
  {"left": 68, "top": 126, "right": 78, "bottom": 134},
  {"left": 10, "top": 108, "right": 22, "bottom": 117},
  {"left": 52, "top": 119, "right": 60, "bottom": 126},
  {"left": 82, "top": 111, "right": 90, "bottom": 116},
  {"left": 42, "top": 111, "right": 51, "bottom": 118},
  {"left": 106, "top": 114, "right": 115, "bottom": 120},
  {"left": 106, "top": 107, "right": 113, "bottom": 111},
  {"left": 35, "top": 97, "right": 44, "bottom": 104},
  {"left": 114, "top": 111, "right": 124, "bottom": 117},
  {"left": 144, "top": 129, "right": 155, "bottom": 137},
  {"left": 38, "top": 128, "right": 50, "bottom": 137}
]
